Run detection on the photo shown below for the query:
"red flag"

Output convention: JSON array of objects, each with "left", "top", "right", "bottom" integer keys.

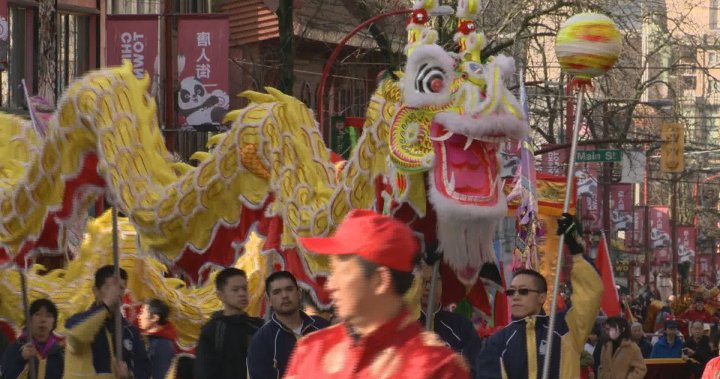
[
  {"left": 596, "top": 233, "right": 621, "bottom": 316},
  {"left": 493, "top": 262, "right": 509, "bottom": 327}
]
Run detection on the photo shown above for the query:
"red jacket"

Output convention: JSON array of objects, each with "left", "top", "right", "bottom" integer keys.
[
  {"left": 284, "top": 307, "right": 469, "bottom": 379},
  {"left": 681, "top": 309, "right": 717, "bottom": 323}
]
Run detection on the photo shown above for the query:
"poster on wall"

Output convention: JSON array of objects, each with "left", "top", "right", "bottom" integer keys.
[
  {"left": 176, "top": 15, "right": 229, "bottom": 129},
  {"left": 106, "top": 15, "right": 160, "bottom": 90},
  {"left": 0, "top": 0, "right": 8, "bottom": 69}
]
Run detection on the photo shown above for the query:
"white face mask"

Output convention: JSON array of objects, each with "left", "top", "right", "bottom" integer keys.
[{"left": 608, "top": 327, "right": 620, "bottom": 340}]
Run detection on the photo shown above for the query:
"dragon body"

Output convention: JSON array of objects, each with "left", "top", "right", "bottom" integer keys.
[{"left": 0, "top": 0, "right": 528, "bottom": 343}]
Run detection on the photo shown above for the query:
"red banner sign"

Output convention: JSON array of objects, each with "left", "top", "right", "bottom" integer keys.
[
  {"left": 677, "top": 225, "right": 696, "bottom": 263},
  {"left": 627, "top": 207, "right": 646, "bottom": 249},
  {"left": 577, "top": 164, "right": 602, "bottom": 233},
  {"left": 176, "top": 15, "right": 230, "bottom": 128},
  {"left": 610, "top": 184, "right": 633, "bottom": 231},
  {"left": 0, "top": 0, "right": 8, "bottom": 66},
  {"left": 540, "top": 144, "right": 568, "bottom": 176},
  {"left": 106, "top": 15, "right": 159, "bottom": 84},
  {"left": 649, "top": 206, "right": 670, "bottom": 263},
  {"left": 695, "top": 255, "right": 712, "bottom": 283}
]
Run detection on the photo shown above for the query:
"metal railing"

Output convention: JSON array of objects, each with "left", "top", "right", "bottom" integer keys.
[{"left": 161, "top": 127, "right": 218, "bottom": 163}]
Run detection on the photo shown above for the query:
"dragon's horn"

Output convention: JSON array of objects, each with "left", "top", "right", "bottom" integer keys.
[
  {"left": 206, "top": 133, "right": 225, "bottom": 149},
  {"left": 456, "top": 0, "right": 480, "bottom": 19}
]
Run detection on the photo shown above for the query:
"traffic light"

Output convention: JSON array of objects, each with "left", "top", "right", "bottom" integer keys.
[{"left": 660, "top": 123, "right": 684, "bottom": 173}]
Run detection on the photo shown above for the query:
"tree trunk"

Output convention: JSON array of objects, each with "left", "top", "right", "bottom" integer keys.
[
  {"left": 277, "top": 0, "right": 294, "bottom": 95},
  {"left": 38, "top": 0, "right": 57, "bottom": 104},
  {"left": 342, "top": 0, "right": 399, "bottom": 73}
]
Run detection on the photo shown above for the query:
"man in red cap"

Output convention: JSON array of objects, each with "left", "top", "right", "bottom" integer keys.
[{"left": 285, "top": 209, "right": 469, "bottom": 379}]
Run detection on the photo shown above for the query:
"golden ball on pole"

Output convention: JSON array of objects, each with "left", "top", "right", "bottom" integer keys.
[{"left": 555, "top": 13, "right": 622, "bottom": 84}]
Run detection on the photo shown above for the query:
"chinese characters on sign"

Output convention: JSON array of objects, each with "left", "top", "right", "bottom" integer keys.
[
  {"left": 649, "top": 206, "right": 670, "bottom": 264},
  {"left": 176, "top": 16, "right": 229, "bottom": 129},
  {"left": 676, "top": 226, "right": 696, "bottom": 264},
  {"left": 106, "top": 15, "right": 159, "bottom": 85},
  {"left": 627, "top": 207, "right": 646, "bottom": 249},
  {"left": 540, "top": 145, "right": 568, "bottom": 176},
  {"left": 576, "top": 162, "right": 602, "bottom": 233},
  {"left": 610, "top": 184, "right": 633, "bottom": 232}
]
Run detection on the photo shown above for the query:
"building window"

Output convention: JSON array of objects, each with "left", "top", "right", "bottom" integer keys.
[
  {"left": 107, "top": 0, "right": 161, "bottom": 14},
  {"left": 708, "top": 78, "right": 720, "bottom": 94},
  {"left": 174, "top": 0, "right": 210, "bottom": 13},
  {"left": 709, "top": 52, "right": 717, "bottom": 67},
  {"left": 683, "top": 75, "right": 696, "bottom": 89},
  {"left": 1, "top": 7, "right": 32, "bottom": 109},
  {"left": 712, "top": 0, "right": 720, "bottom": 30},
  {"left": 57, "top": 13, "right": 90, "bottom": 92}
]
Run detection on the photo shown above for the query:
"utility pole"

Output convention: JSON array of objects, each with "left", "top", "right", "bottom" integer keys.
[
  {"left": 644, "top": 145, "right": 651, "bottom": 288},
  {"left": 602, "top": 104, "right": 612, "bottom": 238},
  {"left": 164, "top": 0, "right": 174, "bottom": 149},
  {"left": 671, "top": 174, "right": 678, "bottom": 295},
  {"left": 277, "top": 0, "right": 294, "bottom": 94},
  {"left": 644, "top": 204, "right": 651, "bottom": 287}
]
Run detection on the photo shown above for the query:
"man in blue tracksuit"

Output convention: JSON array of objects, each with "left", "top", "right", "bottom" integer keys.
[
  {"left": 63, "top": 265, "right": 150, "bottom": 379},
  {"left": 475, "top": 214, "right": 603, "bottom": 379},
  {"left": 418, "top": 264, "right": 482, "bottom": 378},
  {"left": 247, "top": 271, "right": 329, "bottom": 379}
]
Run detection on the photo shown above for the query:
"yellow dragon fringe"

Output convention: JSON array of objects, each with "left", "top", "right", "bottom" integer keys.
[{"left": 0, "top": 62, "right": 422, "bottom": 345}]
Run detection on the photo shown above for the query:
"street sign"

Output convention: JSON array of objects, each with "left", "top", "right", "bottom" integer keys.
[{"left": 575, "top": 149, "right": 622, "bottom": 163}]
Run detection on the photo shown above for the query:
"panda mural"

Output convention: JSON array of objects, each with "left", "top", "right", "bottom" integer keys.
[{"left": 177, "top": 76, "right": 229, "bottom": 128}]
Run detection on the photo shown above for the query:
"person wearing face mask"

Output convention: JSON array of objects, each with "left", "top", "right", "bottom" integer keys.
[
  {"left": 0, "top": 299, "right": 64, "bottom": 379},
  {"left": 597, "top": 317, "right": 646, "bottom": 379}
]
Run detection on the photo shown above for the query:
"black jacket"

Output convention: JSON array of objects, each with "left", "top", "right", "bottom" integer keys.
[
  {"left": 194, "top": 311, "right": 263, "bottom": 379},
  {"left": 419, "top": 310, "right": 482, "bottom": 378},
  {"left": 0, "top": 338, "right": 64, "bottom": 379},
  {"left": 636, "top": 338, "right": 653, "bottom": 359},
  {"left": 686, "top": 335, "right": 713, "bottom": 365},
  {"left": 247, "top": 312, "right": 328, "bottom": 379}
]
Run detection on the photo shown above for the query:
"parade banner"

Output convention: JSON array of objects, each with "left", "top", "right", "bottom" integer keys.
[
  {"left": 649, "top": 206, "right": 671, "bottom": 264},
  {"left": 577, "top": 163, "right": 602, "bottom": 233},
  {"left": 106, "top": 15, "right": 159, "bottom": 83},
  {"left": 697, "top": 255, "right": 711, "bottom": 280},
  {"left": 506, "top": 173, "right": 576, "bottom": 217},
  {"left": 176, "top": 15, "right": 230, "bottom": 128},
  {"left": 539, "top": 144, "right": 568, "bottom": 176},
  {"left": 537, "top": 211, "right": 561, "bottom": 314},
  {"left": 700, "top": 182, "right": 719, "bottom": 210},
  {"left": 0, "top": 0, "right": 8, "bottom": 67},
  {"left": 610, "top": 184, "right": 633, "bottom": 231},
  {"left": 677, "top": 225, "right": 696, "bottom": 263},
  {"left": 627, "top": 206, "right": 646, "bottom": 249}
]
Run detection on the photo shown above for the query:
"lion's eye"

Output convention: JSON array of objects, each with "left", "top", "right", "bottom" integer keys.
[{"left": 415, "top": 63, "right": 446, "bottom": 94}]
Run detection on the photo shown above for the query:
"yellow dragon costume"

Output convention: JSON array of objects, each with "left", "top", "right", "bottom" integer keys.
[{"left": 0, "top": 0, "right": 529, "bottom": 347}]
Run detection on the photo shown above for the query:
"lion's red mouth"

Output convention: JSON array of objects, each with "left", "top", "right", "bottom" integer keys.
[{"left": 430, "top": 121, "right": 501, "bottom": 206}]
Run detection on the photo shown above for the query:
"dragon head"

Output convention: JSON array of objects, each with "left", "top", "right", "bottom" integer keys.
[{"left": 388, "top": 0, "right": 527, "bottom": 284}]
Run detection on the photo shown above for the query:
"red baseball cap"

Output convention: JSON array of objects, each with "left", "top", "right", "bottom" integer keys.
[{"left": 298, "top": 209, "right": 419, "bottom": 272}]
